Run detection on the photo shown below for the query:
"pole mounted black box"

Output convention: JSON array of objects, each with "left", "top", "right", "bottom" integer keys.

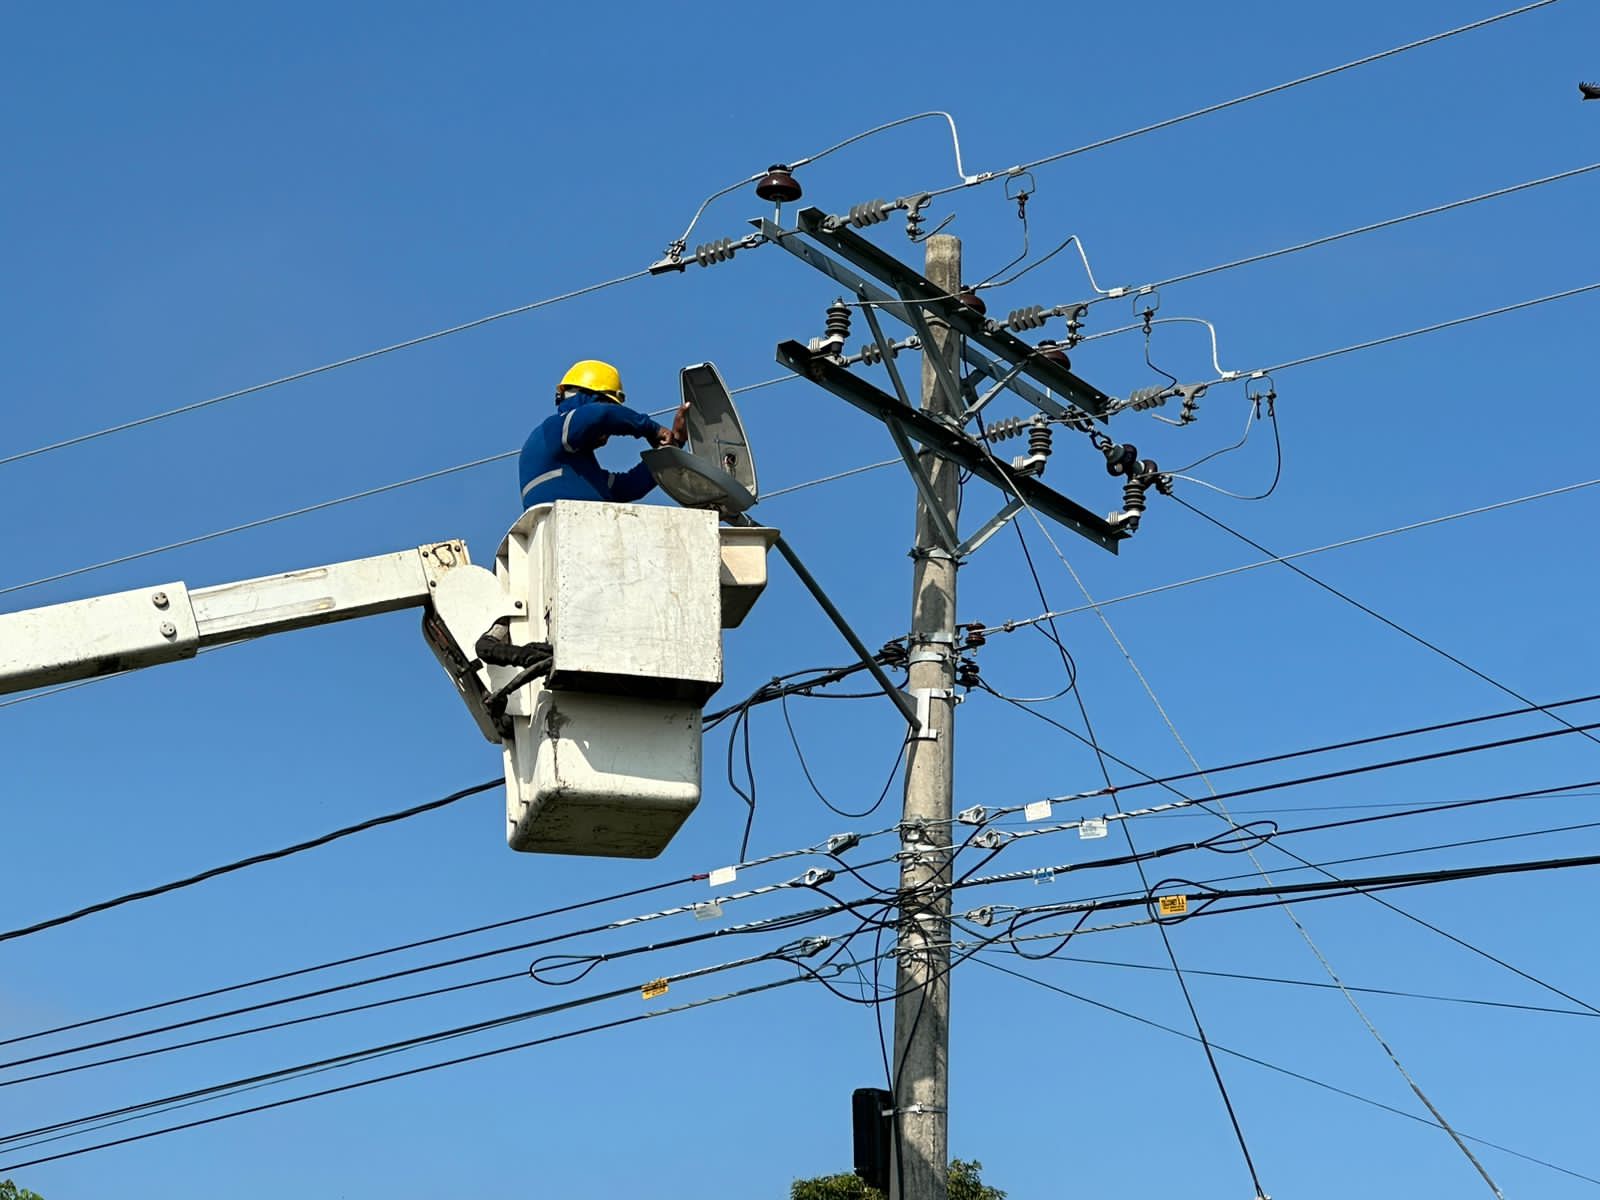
[{"left": 852, "top": 1087, "right": 894, "bottom": 1193}]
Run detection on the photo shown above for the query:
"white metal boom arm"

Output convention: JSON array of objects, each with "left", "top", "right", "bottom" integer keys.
[{"left": 0, "top": 540, "right": 511, "bottom": 734}]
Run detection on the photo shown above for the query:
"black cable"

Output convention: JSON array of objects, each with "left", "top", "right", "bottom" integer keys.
[
  {"left": 0, "top": 921, "right": 840, "bottom": 1151},
  {"left": 1051, "top": 954, "right": 1597, "bottom": 1019},
  {"left": 0, "top": 968, "right": 807, "bottom": 1173},
  {"left": 0, "top": 872, "right": 698, "bottom": 1052},
  {"left": 975, "top": 958, "right": 1600, "bottom": 1190},
  {"left": 0, "top": 877, "right": 849, "bottom": 1075},
  {"left": 983, "top": 679, "right": 1600, "bottom": 1016},
  {"left": 979, "top": 680, "right": 1600, "bottom": 1015},
  {"left": 985, "top": 686, "right": 1600, "bottom": 822},
  {"left": 985, "top": 684, "right": 1600, "bottom": 803},
  {"left": 1121, "top": 813, "right": 1269, "bottom": 1195},
  {"left": 1178, "top": 393, "right": 1284, "bottom": 502},
  {"left": 725, "top": 698, "right": 759, "bottom": 859},
  {"left": 781, "top": 692, "right": 906, "bottom": 819},
  {"left": 1174, "top": 494, "right": 1600, "bottom": 753},
  {"left": 1009, "top": 519, "right": 1080, "bottom": 692},
  {"left": 0, "top": 778, "right": 500, "bottom": 946},
  {"left": 999, "top": 521, "right": 1266, "bottom": 1178},
  {"left": 0, "top": 967, "right": 527, "bottom": 1089}
]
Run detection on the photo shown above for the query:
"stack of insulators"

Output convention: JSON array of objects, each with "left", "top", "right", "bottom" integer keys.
[
  {"left": 693, "top": 238, "right": 738, "bottom": 267},
  {"left": 1027, "top": 420, "right": 1053, "bottom": 461},
  {"left": 982, "top": 414, "right": 1032, "bottom": 443},
  {"left": 824, "top": 299, "right": 851, "bottom": 343},
  {"left": 848, "top": 199, "right": 891, "bottom": 227},
  {"left": 1126, "top": 385, "right": 1170, "bottom": 411},
  {"left": 1007, "top": 305, "right": 1049, "bottom": 331}
]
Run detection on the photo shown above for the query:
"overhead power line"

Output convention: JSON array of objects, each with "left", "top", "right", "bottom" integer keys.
[
  {"left": 7, "top": 272, "right": 1595, "bottom": 615},
  {"left": 0, "top": 269, "right": 650, "bottom": 472},
  {"left": 1256, "top": 280, "right": 1600, "bottom": 376},
  {"left": 994, "top": 474, "right": 1600, "bottom": 632},
  {"left": 0, "top": 780, "right": 499, "bottom": 946},
  {"left": 1174, "top": 496, "right": 1600, "bottom": 755},
  {"left": 977, "top": 958, "right": 1600, "bottom": 1189},
  {"left": 0, "top": 955, "right": 814, "bottom": 1171},
  {"left": 922, "top": 2, "right": 1561, "bottom": 199},
  {"left": 0, "top": 378, "right": 817, "bottom": 607},
  {"left": 1128, "top": 160, "right": 1600, "bottom": 296},
  {"left": 1053, "top": 946, "right": 1597, "bottom": 1020}
]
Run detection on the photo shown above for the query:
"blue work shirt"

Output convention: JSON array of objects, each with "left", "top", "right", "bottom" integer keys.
[{"left": 518, "top": 393, "right": 663, "bottom": 508}]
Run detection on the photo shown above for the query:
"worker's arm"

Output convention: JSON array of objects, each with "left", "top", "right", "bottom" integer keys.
[
  {"left": 604, "top": 461, "right": 660, "bottom": 503},
  {"left": 560, "top": 402, "right": 664, "bottom": 453}
]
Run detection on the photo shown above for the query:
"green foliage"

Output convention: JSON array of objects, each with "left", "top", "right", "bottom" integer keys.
[
  {"left": 791, "top": 1172, "right": 878, "bottom": 1200},
  {"left": 0, "top": 1181, "right": 44, "bottom": 1200},
  {"left": 947, "top": 1159, "right": 1005, "bottom": 1200},
  {"left": 791, "top": 1159, "right": 1003, "bottom": 1200}
]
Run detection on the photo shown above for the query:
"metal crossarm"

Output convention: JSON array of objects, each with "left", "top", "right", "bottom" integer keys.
[
  {"left": 775, "top": 341, "right": 1121, "bottom": 553},
  {"left": 793, "top": 208, "right": 1113, "bottom": 418},
  {"left": 758, "top": 218, "right": 1081, "bottom": 423}
]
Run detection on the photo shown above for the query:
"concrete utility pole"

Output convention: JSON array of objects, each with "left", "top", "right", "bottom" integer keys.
[{"left": 890, "top": 234, "right": 961, "bottom": 1200}]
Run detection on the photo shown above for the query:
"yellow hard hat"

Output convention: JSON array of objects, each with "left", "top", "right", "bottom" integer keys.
[{"left": 558, "top": 359, "right": 624, "bottom": 402}]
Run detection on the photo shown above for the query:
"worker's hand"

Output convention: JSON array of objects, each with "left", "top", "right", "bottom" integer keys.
[
  {"left": 668, "top": 399, "right": 691, "bottom": 447},
  {"left": 653, "top": 425, "right": 674, "bottom": 448}
]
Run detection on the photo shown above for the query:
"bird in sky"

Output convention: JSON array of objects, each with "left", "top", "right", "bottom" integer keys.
[{"left": 1581, "top": 81, "right": 1600, "bottom": 100}]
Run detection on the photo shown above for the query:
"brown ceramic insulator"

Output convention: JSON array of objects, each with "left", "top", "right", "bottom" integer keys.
[{"left": 755, "top": 164, "right": 803, "bottom": 203}]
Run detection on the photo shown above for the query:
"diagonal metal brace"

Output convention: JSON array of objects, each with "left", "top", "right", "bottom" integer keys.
[
  {"left": 893, "top": 286, "right": 968, "bottom": 418},
  {"left": 884, "top": 418, "right": 960, "bottom": 557},
  {"left": 857, "top": 292, "right": 960, "bottom": 556},
  {"left": 957, "top": 497, "right": 1025, "bottom": 558}
]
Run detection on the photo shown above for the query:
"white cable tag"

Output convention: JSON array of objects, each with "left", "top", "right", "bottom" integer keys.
[
  {"left": 694, "top": 900, "right": 724, "bottom": 921},
  {"left": 1079, "top": 817, "right": 1108, "bottom": 840},
  {"left": 1024, "top": 800, "right": 1053, "bottom": 822},
  {"left": 708, "top": 866, "right": 737, "bottom": 888}
]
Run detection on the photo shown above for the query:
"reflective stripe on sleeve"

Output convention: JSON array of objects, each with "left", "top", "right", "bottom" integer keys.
[{"left": 521, "top": 468, "right": 564, "bottom": 498}]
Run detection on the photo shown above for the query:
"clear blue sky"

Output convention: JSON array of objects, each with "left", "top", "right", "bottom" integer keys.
[{"left": 3, "top": 2, "right": 1599, "bottom": 1196}]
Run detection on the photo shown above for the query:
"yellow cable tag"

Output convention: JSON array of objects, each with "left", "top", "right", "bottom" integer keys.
[
  {"left": 641, "top": 978, "right": 669, "bottom": 1000},
  {"left": 1157, "top": 894, "right": 1188, "bottom": 916}
]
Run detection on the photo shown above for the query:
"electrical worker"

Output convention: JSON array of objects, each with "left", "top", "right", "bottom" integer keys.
[{"left": 519, "top": 360, "right": 688, "bottom": 508}]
